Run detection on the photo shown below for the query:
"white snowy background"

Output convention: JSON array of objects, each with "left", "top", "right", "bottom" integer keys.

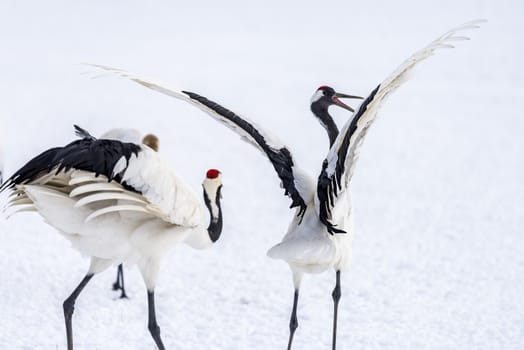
[{"left": 0, "top": 1, "right": 523, "bottom": 349}]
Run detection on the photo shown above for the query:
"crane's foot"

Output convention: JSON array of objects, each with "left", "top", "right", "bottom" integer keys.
[
  {"left": 112, "top": 264, "right": 129, "bottom": 298},
  {"left": 119, "top": 288, "right": 129, "bottom": 299},
  {"left": 112, "top": 280, "right": 121, "bottom": 291}
]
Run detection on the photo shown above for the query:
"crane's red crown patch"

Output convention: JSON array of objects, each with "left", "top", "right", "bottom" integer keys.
[{"left": 206, "top": 169, "right": 220, "bottom": 179}]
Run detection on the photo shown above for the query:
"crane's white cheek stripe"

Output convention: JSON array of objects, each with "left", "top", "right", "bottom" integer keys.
[
  {"left": 311, "top": 90, "right": 323, "bottom": 103},
  {"left": 206, "top": 189, "right": 220, "bottom": 219},
  {"left": 210, "top": 202, "right": 219, "bottom": 222}
]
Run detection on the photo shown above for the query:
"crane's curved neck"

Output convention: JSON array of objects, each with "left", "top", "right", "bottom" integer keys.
[
  {"left": 203, "top": 185, "right": 223, "bottom": 242},
  {"left": 311, "top": 103, "right": 339, "bottom": 147}
]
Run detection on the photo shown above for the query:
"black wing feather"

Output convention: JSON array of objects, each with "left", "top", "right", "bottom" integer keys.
[{"left": 0, "top": 126, "right": 141, "bottom": 192}]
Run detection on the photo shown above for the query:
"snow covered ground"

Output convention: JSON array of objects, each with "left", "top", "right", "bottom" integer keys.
[{"left": 0, "top": 1, "right": 523, "bottom": 349}]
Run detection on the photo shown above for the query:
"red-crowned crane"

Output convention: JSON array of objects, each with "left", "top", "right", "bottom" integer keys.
[
  {"left": 1, "top": 125, "right": 224, "bottom": 350},
  {"left": 90, "top": 20, "right": 484, "bottom": 350}
]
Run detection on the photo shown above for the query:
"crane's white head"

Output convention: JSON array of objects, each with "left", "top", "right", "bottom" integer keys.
[
  {"left": 203, "top": 169, "right": 223, "bottom": 207},
  {"left": 203, "top": 168, "right": 222, "bottom": 187},
  {"left": 310, "top": 86, "right": 363, "bottom": 113}
]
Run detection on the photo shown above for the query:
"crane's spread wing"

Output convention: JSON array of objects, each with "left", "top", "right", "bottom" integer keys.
[
  {"left": 88, "top": 64, "right": 309, "bottom": 217},
  {"left": 316, "top": 20, "right": 485, "bottom": 234},
  {"left": 1, "top": 126, "right": 201, "bottom": 226}
]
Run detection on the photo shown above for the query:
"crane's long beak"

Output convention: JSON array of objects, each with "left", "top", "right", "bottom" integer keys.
[{"left": 332, "top": 92, "right": 364, "bottom": 112}]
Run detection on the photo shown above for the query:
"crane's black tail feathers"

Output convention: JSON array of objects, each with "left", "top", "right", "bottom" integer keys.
[{"left": 73, "top": 125, "right": 96, "bottom": 141}]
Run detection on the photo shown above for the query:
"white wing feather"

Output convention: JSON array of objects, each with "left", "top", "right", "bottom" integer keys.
[{"left": 74, "top": 192, "right": 147, "bottom": 208}]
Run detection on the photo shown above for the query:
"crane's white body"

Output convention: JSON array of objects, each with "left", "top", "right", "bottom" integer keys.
[
  {"left": 267, "top": 176, "right": 353, "bottom": 280},
  {"left": 8, "top": 145, "right": 215, "bottom": 289}
]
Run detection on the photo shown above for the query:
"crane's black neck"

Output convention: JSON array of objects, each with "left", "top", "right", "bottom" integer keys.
[
  {"left": 311, "top": 103, "right": 339, "bottom": 148},
  {"left": 203, "top": 185, "right": 223, "bottom": 243}
]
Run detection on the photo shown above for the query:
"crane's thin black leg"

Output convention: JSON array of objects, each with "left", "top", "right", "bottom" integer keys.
[
  {"left": 63, "top": 274, "right": 94, "bottom": 350},
  {"left": 112, "top": 264, "right": 128, "bottom": 299},
  {"left": 331, "top": 270, "right": 342, "bottom": 350},
  {"left": 112, "top": 265, "right": 122, "bottom": 291},
  {"left": 287, "top": 289, "right": 299, "bottom": 350},
  {"left": 147, "top": 290, "right": 166, "bottom": 350},
  {"left": 118, "top": 265, "right": 128, "bottom": 299}
]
